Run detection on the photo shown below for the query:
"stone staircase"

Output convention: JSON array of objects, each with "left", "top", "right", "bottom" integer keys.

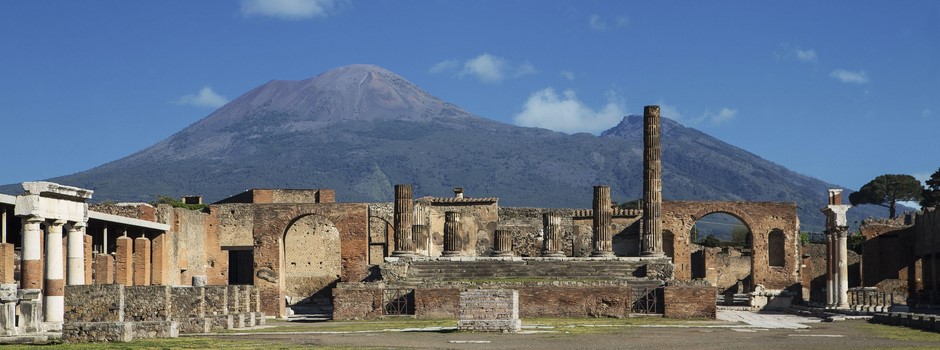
[
  {"left": 287, "top": 297, "right": 333, "bottom": 322},
  {"left": 401, "top": 259, "right": 661, "bottom": 285}
]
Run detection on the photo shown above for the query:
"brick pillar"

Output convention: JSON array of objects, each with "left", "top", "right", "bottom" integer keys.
[
  {"left": 642, "top": 105, "right": 664, "bottom": 257},
  {"left": 45, "top": 219, "right": 66, "bottom": 323},
  {"left": 492, "top": 229, "right": 513, "bottom": 257},
  {"left": 442, "top": 211, "right": 462, "bottom": 257},
  {"left": 115, "top": 236, "right": 133, "bottom": 285},
  {"left": 83, "top": 234, "right": 93, "bottom": 284},
  {"left": 592, "top": 186, "right": 615, "bottom": 257},
  {"left": 94, "top": 254, "right": 114, "bottom": 284},
  {"left": 152, "top": 232, "right": 168, "bottom": 285},
  {"left": 392, "top": 184, "right": 416, "bottom": 257},
  {"left": 66, "top": 222, "right": 86, "bottom": 285},
  {"left": 134, "top": 236, "right": 151, "bottom": 286},
  {"left": 20, "top": 216, "right": 44, "bottom": 290},
  {"left": 0, "top": 243, "right": 13, "bottom": 284},
  {"left": 541, "top": 213, "right": 565, "bottom": 257}
]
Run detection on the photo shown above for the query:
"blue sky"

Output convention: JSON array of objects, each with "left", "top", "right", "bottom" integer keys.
[{"left": 1, "top": 1, "right": 938, "bottom": 194}]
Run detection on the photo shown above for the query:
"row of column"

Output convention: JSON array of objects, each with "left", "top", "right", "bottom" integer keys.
[
  {"left": 826, "top": 227, "right": 850, "bottom": 308},
  {"left": 389, "top": 183, "right": 665, "bottom": 258}
]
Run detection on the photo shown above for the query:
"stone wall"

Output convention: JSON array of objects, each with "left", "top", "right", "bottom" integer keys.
[
  {"left": 331, "top": 283, "right": 383, "bottom": 320},
  {"left": 497, "top": 207, "right": 641, "bottom": 258},
  {"left": 367, "top": 203, "right": 393, "bottom": 265},
  {"left": 663, "top": 285, "right": 717, "bottom": 318},
  {"left": 212, "top": 203, "right": 255, "bottom": 248},
  {"left": 861, "top": 219, "right": 919, "bottom": 291},
  {"left": 414, "top": 288, "right": 459, "bottom": 319},
  {"left": 88, "top": 203, "right": 156, "bottom": 222},
  {"left": 423, "top": 199, "right": 498, "bottom": 257},
  {"left": 457, "top": 289, "right": 520, "bottom": 332},
  {"left": 64, "top": 284, "right": 124, "bottom": 323},
  {"left": 702, "top": 246, "right": 751, "bottom": 294},
  {"left": 124, "top": 286, "right": 171, "bottom": 321}
]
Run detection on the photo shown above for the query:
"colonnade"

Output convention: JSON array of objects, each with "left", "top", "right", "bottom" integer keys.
[{"left": 822, "top": 189, "right": 851, "bottom": 309}]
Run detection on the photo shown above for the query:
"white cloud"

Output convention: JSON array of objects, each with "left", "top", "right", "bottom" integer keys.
[
  {"left": 830, "top": 69, "right": 870, "bottom": 84},
  {"left": 588, "top": 14, "right": 628, "bottom": 31},
  {"left": 428, "top": 59, "right": 459, "bottom": 74},
  {"left": 796, "top": 49, "right": 817, "bottom": 63},
  {"left": 559, "top": 70, "right": 576, "bottom": 81},
  {"left": 176, "top": 87, "right": 229, "bottom": 108},
  {"left": 240, "top": 0, "right": 338, "bottom": 20},
  {"left": 514, "top": 88, "right": 626, "bottom": 134},
  {"left": 658, "top": 102, "right": 737, "bottom": 126},
  {"left": 430, "top": 53, "right": 536, "bottom": 83}
]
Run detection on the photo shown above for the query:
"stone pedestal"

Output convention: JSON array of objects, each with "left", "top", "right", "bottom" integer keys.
[
  {"left": 392, "top": 184, "right": 416, "bottom": 257},
  {"left": 457, "top": 289, "right": 521, "bottom": 332},
  {"left": 0, "top": 284, "right": 17, "bottom": 336},
  {"left": 491, "top": 229, "right": 513, "bottom": 257},
  {"left": 591, "top": 186, "right": 614, "bottom": 257},
  {"left": 541, "top": 213, "right": 565, "bottom": 257},
  {"left": 442, "top": 211, "right": 463, "bottom": 257},
  {"left": 642, "top": 105, "right": 665, "bottom": 257},
  {"left": 18, "top": 289, "right": 43, "bottom": 334}
]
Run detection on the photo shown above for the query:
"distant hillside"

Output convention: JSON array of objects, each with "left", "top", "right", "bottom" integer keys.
[{"left": 1, "top": 64, "right": 887, "bottom": 231}]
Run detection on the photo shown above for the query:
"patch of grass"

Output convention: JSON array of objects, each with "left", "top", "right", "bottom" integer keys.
[
  {"left": 14, "top": 337, "right": 312, "bottom": 349},
  {"left": 851, "top": 321, "right": 940, "bottom": 343},
  {"left": 227, "top": 318, "right": 457, "bottom": 333},
  {"left": 525, "top": 316, "right": 728, "bottom": 327}
]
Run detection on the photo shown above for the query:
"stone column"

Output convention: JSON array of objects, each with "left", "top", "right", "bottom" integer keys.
[
  {"left": 83, "top": 234, "right": 93, "bottom": 284},
  {"left": 44, "top": 219, "right": 66, "bottom": 323},
  {"left": 836, "top": 226, "right": 849, "bottom": 308},
  {"left": 152, "top": 232, "right": 168, "bottom": 285},
  {"left": 115, "top": 236, "right": 133, "bottom": 285},
  {"left": 641, "top": 105, "right": 665, "bottom": 257},
  {"left": 591, "top": 186, "right": 615, "bottom": 257},
  {"left": 134, "top": 236, "right": 151, "bottom": 286},
  {"left": 392, "top": 184, "right": 416, "bottom": 257},
  {"left": 20, "top": 216, "right": 44, "bottom": 290},
  {"left": 66, "top": 222, "right": 86, "bottom": 285},
  {"left": 442, "top": 211, "right": 462, "bottom": 257},
  {"left": 492, "top": 229, "right": 513, "bottom": 257},
  {"left": 826, "top": 233, "right": 835, "bottom": 307},
  {"left": 541, "top": 213, "right": 565, "bottom": 257},
  {"left": 94, "top": 254, "right": 114, "bottom": 284}
]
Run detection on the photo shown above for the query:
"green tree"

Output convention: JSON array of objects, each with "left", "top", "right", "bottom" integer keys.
[
  {"left": 849, "top": 174, "right": 923, "bottom": 219},
  {"left": 920, "top": 167, "right": 940, "bottom": 209}
]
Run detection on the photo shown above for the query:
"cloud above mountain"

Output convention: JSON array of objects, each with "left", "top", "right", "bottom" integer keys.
[
  {"left": 240, "top": 0, "right": 340, "bottom": 20},
  {"left": 514, "top": 88, "right": 625, "bottom": 134},
  {"left": 430, "top": 53, "right": 536, "bottom": 83},
  {"left": 175, "top": 87, "right": 229, "bottom": 108}
]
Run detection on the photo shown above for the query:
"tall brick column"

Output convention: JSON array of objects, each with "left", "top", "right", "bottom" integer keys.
[
  {"left": 115, "top": 236, "right": 133, "bottom": 285},
  {"left": 492, "top": 229, "right": 513, "bottom": 257},
  {"left": 94, "top": 254, "right": 114, "bottom": 284},
  {"left": 541, "top": 213, "right": 565, "bottom": 257},
  {"left": 152, "top": 232, "right": 168, "bottom": 285},
  {"left": 392, "top": 184, "right": 416, "bottom": 257},
  {"left": 642, "top": 105, "right": 665, "bottom": 257},
  {"left": 591, "top": 186, "right": 615, "bottom": 257},
  {"left": 45, "top": 219, "right": 66, "bottom": 323},
  {"left": 134, "top": 236, "right": 151, "bottom": 285},
  {"left": 66, "top": 222, "right": 86, "bottom": 285},
  {"left": 20, "top": 216, "right": 44, "bottom": 289},
  {"left": 83, "top": 234, "right": 93, "bottom": 284},
  {"left": 442, "top": 211, "right": 463, "bottom": 257},
  {"left": 0, "top": 243, "right": 13, "bottom": 284}
]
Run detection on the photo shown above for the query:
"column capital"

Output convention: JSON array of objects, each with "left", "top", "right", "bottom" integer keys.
[
  {"left": 22, "top": 216, "right": 45, "bottom": 224},
  {"left": 50, "top": 219, "right": 67, "bottom": 227},
  {"left": 70, "top": 220, "right": 87, "bottom": 230}
]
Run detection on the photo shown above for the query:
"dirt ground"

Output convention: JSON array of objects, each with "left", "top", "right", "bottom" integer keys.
[{"left": 211, "top": 319, "right": 940, "bottom": 350}]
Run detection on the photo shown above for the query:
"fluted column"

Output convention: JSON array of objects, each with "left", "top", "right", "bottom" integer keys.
[
  {"left": 492, "top": 229, "right": 513, "bottom": 257},
  {"left": 66, "top": 221, "right": 86, "bottom": 285},
  {"left": 45, "top": 219, "right": 66, "bottom": 323},
  {"left": 20, "top": 216, "right": 44, "bottom": 290},
  {"left": 542, "top": 213, "right": 565, "bottom": 257},
  {"left": 642, "top": 105, "right": 665, "bottom": 257},
  {"left": 392, "top": 184, "right": 416, "bottom": 257},
  {"left": 826, "top": 232, "right": 836, "bottom": 307},
  {"left": 591, "top": 186, "right": 614, "bottom": 257},
  {"left": 836, "top": 226, "right": 849, "bottom": 308},
  {"left": 442, "top": 211, "right": 462, "bottom": 257}
]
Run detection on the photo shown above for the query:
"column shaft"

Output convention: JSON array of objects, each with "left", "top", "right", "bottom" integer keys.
[
  {"left": 592, "top": 186, "right": 614, "bottom": 257},
  {"left": 442, "top": 211, "right": 462, "bottom": 257},
  {"left": 20, "top": 217, "right": 44, "bottom": 289},
  {"left": 44, "top": 220, "right": 66, "bottom": 323},
  {"left": 115, "top": 236, "right": 133, "bottom": 285},
  {"left": 542, "top": 213, "right": 564, "bottom": 257},
  {"left": 826, "top": 233, "right": 835, "bottom": 307},
  {"left": 134, "top": 236, "right": 151, "bottom": 285},
  {"left": 83, "top": 234, "right": 93, "bottom": 284},
  {"left": 392, "top": 184, "right": 416, "bottom": 256},
  {"left": 94, "top": 254, "right": 114, "bottom": 284},
  {"left": 837, "top": 228, "right": 849, "bottom": 308},
  {"left": 152, "top": 233, "right": 168, "bottom": 285},
  {"left": 492, "top": 229, "right": 513, "bottom": 257},
  {"left": 642, "top": 105, "right": 664, "bottom": 256},
  {"left": 66, "top": 223, "right": 86, "bottom": 285}
]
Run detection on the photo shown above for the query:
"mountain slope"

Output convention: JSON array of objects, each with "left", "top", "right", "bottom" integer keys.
[{"left": 3, "top": 64, "right": 885, "bottom": 231}]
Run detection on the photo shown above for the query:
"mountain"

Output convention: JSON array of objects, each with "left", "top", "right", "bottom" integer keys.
[{"left": 2, "top": 64, "right": 885, "bottom": 231}]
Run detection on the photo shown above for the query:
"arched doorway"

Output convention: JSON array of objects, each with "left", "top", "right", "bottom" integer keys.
[
  {"left": 690, "top": 212, "right": 753, "bottom": 300},
  {"left": 281, "top": 215, "right": 342, "bottom": 310}
]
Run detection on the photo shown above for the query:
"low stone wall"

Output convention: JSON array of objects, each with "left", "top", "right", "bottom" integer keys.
[
  {"left": 871, "top": 312, "right": 940, "bottom": 333},
  {"left": 332, "top": 283, "right": 384, "bottom": 320},
  {"left": 415, "top": 288, "right": 460, "bottom": 319},
  {"left": 663, "top": 285, "right": 717, "bottom": 319}
]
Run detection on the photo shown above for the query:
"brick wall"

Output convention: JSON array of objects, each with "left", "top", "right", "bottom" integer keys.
[
  {"left": 332, "top": 284, "right": 383, "bottom": 320},
  {"left": 414, "top": 288, "right": 459, "bottom": 319},
  {"left": 663, "top": 285, "right": 716, "bottom": 319}
]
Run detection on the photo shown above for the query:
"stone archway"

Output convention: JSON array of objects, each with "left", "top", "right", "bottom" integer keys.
[{"left": 281, "top": 214, "right": 342, "bottom": 307}]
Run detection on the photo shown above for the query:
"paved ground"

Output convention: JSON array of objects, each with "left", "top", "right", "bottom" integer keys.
[{"left": 208, "top": 311, "right": 940, "bottom": 350}]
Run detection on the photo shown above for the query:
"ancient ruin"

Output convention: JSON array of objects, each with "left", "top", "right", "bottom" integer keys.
[{"left": 2, "top": 104, "right": 937, "bottom": 343}]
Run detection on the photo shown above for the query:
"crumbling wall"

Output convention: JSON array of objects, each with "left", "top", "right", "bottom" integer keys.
[
  {"left": 497, "top": 208, "right": 641, "bottom": 257},
  {"left": 211, "top": 203, "right": 254, "bottom": 248},
  {"left": 425, "top": 201, "right": 498, "bottom": 256},
  {"left": 155, "top": 206, "right": 227, "bottom": 286},
  {"left": 703, "top": 246, "right": 751, "bottom": 294},
  {"left": 88, "top": 203, "right": 156, "bottom": 222}
]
